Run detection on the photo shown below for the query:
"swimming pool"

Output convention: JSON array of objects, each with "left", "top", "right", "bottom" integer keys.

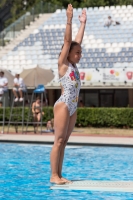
[{"left": 0, "top": 143, "right": 133, "bottom": 200}]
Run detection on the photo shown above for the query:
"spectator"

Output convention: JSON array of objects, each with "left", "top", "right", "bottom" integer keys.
[
  {"left": 12, "top": 74, "right": 26, "bottom": 102},
  {"left": 46, "top": 118, "right": 54, "bottom": 132},
  {"left": 0, "top": 71, "right": 8, "bottom": 102},
  {"left": 104, "top": 16, "right": 120, "bottom": 28},
  {"left": 79, "top": 100, "right": 84, "bottom": 107},
  {"left": 91, "top": 104, "right": 96, "bottom": 108},
  {"left": 32, "top": 96, "right": 44, "bottom": 133}
]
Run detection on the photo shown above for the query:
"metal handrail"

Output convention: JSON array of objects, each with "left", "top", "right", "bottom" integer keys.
[{"left": 0, "top": 1, "right": 62, "bottom": 47}]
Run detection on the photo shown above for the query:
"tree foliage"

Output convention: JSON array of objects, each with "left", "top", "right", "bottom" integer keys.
[
  {"left": 43, "top": 0, "right": 133, "bottom": 8},
  {"left": 0, "top": 0, "right": 133, "bottom": 29}
]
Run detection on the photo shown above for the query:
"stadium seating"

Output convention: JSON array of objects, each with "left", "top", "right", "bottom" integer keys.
[{"left": 0, "top": 5, "right": 133, "bottom": 75}]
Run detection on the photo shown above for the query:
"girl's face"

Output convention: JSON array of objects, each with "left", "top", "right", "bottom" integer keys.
[
  {"left": 36, "top": 99, "right": 40, "bottom": 103},
  {"left": 68, "top": 45, "right": 82, "bottom": 64}
]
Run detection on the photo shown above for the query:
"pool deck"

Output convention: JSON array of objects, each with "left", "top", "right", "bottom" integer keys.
[{"left": 0, "top": 132, "right": 133, "bottom": 147}]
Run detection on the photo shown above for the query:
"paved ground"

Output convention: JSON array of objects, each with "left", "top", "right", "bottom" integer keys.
[{"left": 0, "top": 132, "right": 133, "bottom": 147}]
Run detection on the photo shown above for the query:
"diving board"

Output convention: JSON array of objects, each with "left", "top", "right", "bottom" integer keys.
[{"left": 50, "top": 180, "right": 133, "bottom": 192}]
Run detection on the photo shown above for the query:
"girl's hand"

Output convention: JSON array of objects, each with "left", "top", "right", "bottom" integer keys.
[
  {"left": 42, "top": 112, "right": 44, "bottom": 115},
  {"left": 66, "top": 4, "right": 73, "bottom": 20},
  {"left": 79, "top": 9, "right": 87, "bottom": 23}
]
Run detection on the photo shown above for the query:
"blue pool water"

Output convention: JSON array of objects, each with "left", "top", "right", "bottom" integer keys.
[{"left": 0, "top": 143, "right": 133, "bottom": 200}]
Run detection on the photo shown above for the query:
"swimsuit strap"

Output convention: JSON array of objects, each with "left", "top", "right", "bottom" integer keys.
[{"left": 59, "top": 63, "right": 77, "bottom": 82}]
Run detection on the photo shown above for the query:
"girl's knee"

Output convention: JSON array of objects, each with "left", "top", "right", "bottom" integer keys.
[
  {"left": 55, "top": 137, "right": 65, "bottom": 147},
  {"left": 64, "top": 138, "right": 68, "bottom": 146}
]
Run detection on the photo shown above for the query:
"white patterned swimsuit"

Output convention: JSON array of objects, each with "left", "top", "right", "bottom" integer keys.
[{"left": 54, "top": 63, "right": 81, "bottom": 116}]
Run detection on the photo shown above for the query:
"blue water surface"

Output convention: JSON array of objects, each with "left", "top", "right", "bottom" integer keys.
[{"left": 0, "top": 143, "right": 133, "bottom": 200}]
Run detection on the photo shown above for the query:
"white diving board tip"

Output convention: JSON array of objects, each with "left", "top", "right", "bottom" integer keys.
[{"left": 50, "top": 180, "right": 133, "bottom": 192}]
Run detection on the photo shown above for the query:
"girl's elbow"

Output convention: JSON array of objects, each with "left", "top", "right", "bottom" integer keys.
[{"left": 64, "top": 38, "right": 71, "bottom": 44}]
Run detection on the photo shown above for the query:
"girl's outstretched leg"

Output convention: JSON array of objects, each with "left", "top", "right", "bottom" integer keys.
[
  {"left": 50, "top": 102, "right": 70, "bottom": 184},
  {"left": 58, "top": 112, "right": 77, "bottom": 183}
]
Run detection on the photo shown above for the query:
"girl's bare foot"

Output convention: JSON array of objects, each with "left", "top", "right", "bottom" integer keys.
[
  {"left": 61, "top": 177, "right": 72, "bottom": 183},
  {"left": 50, "top": 176, "right": 66, "bottom": 185}
]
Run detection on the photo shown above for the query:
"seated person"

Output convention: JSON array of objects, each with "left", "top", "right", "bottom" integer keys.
[
  {"left": 12, "top": 74, "right": 26, "bottom": 102},
  {"left": 91, "top": 104, "right": 96, "bottom": 108},
  {"left": 104, "top": 16, "right": 120, "bottom": 27},
  {"left": 46, "top": 118, "right": 54, "bottom": 132},
  {"left": 32, "top": 96, "right": 44, "bottom": 133},
  {"left": 79, "top": 100, "right": 84, "bottom": 107},
  {"left": 0, "top": 71, "right": 8, "bottom": 102}
]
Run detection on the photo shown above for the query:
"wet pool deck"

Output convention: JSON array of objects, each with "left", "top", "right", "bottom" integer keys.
[{"left": 0, "top": 132, "right": 133, "bottom": 147}]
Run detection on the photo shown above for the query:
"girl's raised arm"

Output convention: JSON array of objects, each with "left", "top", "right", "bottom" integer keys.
[
  {"left": 75, "top": 10, "right": 87, "bottom": 45},
  {"left": 58, "top": 4, "right": 73, "bottom": 66}
]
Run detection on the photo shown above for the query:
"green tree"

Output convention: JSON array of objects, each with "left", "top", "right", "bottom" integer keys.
[
  {"left": 0, "top": 0, "right": 7, "bottom": 8},
  {"left": 100, "top": 0, "right": 133, "bottom": 6},
  {"left": 1, "top": 0, "right": 133, "bottom": 29},
  {"left": 80, "top": 0, "right": 106, "bottom": 8},
  {"left": 49, "top": 0, "right": 133, "bottom": 7}
]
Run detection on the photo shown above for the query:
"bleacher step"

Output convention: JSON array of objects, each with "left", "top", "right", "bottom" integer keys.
[{"left": 0, "top": 13, "right": 52, "bottom": 59}]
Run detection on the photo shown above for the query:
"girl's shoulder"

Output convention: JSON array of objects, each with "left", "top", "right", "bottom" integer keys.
[{"left": 58, "top": 62, "right": 69, "bottom": 78}]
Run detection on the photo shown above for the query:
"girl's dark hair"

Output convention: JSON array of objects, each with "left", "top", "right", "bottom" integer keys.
[
  {"left": 69, "top": 41, "right": 80, "bottom": 52},
  {"left": 59, "top": 41, "right": 80, "bottom": 57},
  {"left": 0, "top": 71, "right": 4, "bottom": 75},
  {"left": 36, "top": 96, "right": 41, "bottom": 100}
]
